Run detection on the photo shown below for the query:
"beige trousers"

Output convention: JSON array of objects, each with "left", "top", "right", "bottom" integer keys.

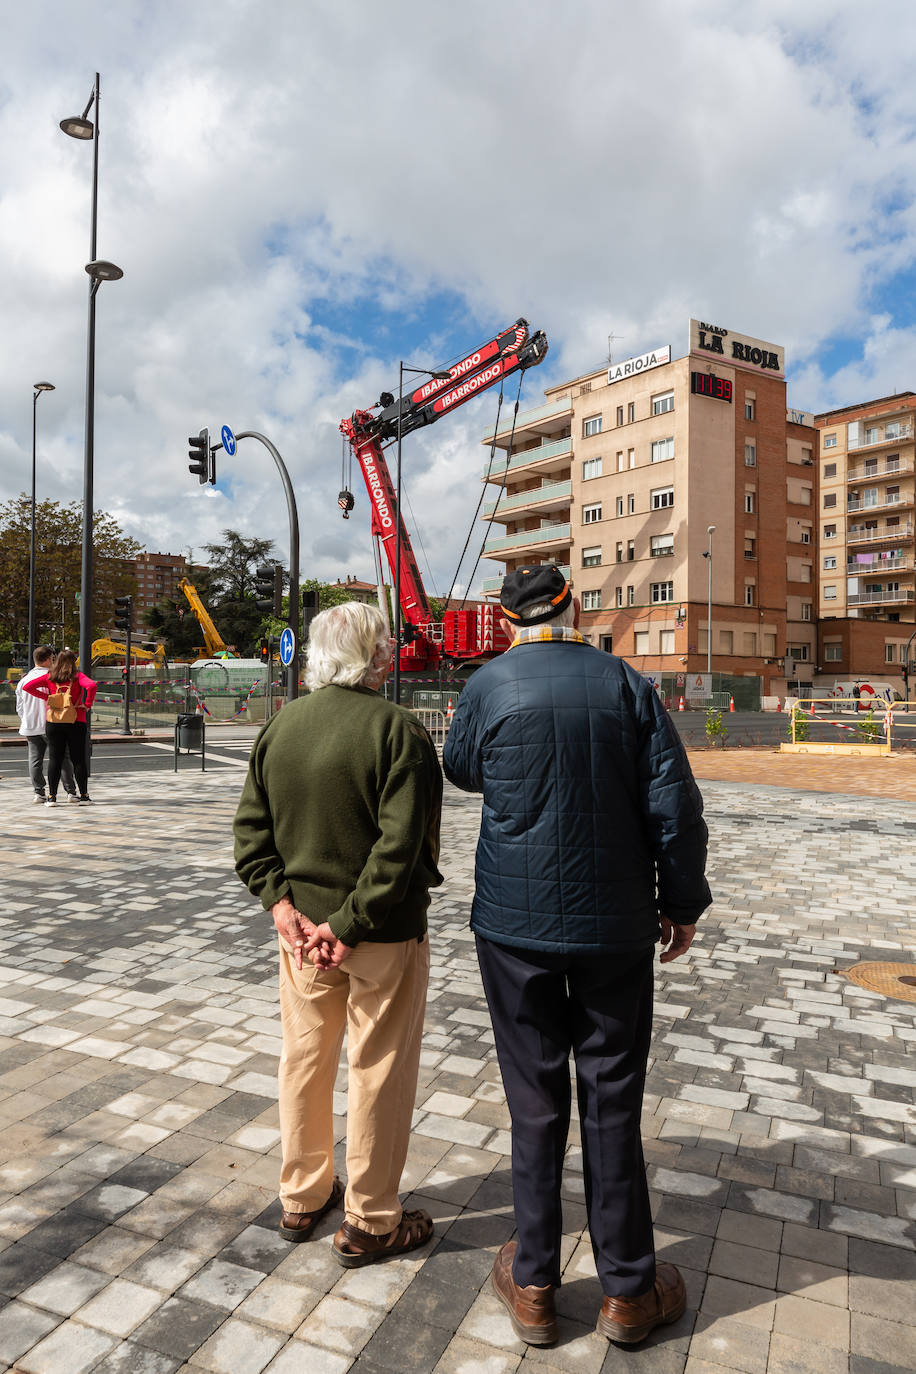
[{"left": 277, "top": 933, "right": 429, "bottom": 1235}]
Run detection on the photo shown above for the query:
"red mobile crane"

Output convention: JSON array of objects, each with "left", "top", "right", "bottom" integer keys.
[{"left": 339, "top": 318, "right": 549, "bottom": 672}]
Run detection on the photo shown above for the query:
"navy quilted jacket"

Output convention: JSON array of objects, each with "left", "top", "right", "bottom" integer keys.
[{"left": 442, "top": 639, "right": 711, "bottom": 954}]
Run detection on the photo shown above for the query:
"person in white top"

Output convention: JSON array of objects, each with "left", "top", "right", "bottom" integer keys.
[{"left": 15, "top": 647, "right": 77, "bottom": 803}]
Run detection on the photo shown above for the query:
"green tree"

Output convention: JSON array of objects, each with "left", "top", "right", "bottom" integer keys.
[
  {"left": 201, "top": 529, "right": 282, "bottom": 654},
  {"left": 144, "top": 568, "right": 218, "bottom": 659},
  {"left": 0, "top": 496, "right": 141, "bottom": 647}
]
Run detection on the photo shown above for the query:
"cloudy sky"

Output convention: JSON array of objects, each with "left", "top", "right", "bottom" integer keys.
[{"left": 2, "top": 0, "right": 916, "bottom": 597}]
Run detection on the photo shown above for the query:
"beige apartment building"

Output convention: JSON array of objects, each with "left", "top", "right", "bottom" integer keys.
[
  {"left": 480, "top": 320, "right": 817, "bottom": 698},
  {"left": 814, "top": 393, "right": 916, "bottom": 689}
]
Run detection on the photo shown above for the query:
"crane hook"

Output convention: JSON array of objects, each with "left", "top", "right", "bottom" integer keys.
[{"left": 338, "top": 489, "right": 355, "bottom": 519}]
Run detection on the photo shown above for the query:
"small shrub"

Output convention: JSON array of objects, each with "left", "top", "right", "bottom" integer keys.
[
  {"left": 856, "top": 707, "right": 881, "bottom": 743},
  {"left": 788, "top": 705, "right": 810, "bottom": 742},
  {"left": 705, "top": 708, "right": 728, "bottom": 748}
]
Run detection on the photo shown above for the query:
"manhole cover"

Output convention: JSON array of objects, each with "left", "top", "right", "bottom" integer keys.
[{"left": 843, "top": 962, "right": 916, "bottom": 1003}]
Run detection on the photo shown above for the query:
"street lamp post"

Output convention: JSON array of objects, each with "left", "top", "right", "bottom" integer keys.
[
  {"left": 28, "top": 382, "right": 56, "bottom": 661},
  {"left": 60, "top": 73, "right": 123, "bottom": 774},
  {"left": 703, "top": 524, "right": 716, "bottom": 678},
  {"left": 393, "top": 362, "right": 451, "bottom": 705}
]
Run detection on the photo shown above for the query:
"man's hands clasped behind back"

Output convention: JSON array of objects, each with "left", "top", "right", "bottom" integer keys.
[{"left": 271, "top": 898, "right": 353, "bottom": 971}]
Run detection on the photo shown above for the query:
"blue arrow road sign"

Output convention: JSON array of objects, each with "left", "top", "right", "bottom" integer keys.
[
  {"left": 279, "top": 627, "right": 296, "bottom": 667},
  {"left": 221, "top": 425, "right": 237, "bottom": 457}
]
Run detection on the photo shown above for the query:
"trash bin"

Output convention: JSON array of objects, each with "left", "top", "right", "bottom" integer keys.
[{"left": 174, "top": 714, "right": 206, "bottom": 771}]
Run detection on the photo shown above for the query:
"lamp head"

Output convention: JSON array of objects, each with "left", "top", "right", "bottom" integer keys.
[
  {"left": 707, "top": 524, "right": 716, "bottom": 535},
  {"left": 34, "top": 381, "right": 55, "bottom": 393},
  {"left": 85, "top": 260, "right": 124, "bottom": 282},
  {"left": 430, "top": 370, "right": 452, "bottom": 380},
  {"left": 60, "top": 115, "right": 94, "bottom": 140}
]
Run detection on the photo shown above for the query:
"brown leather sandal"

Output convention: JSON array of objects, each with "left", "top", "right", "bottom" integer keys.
[
  {"left": 278, "top": 1176, "right": 344, "bottom": 1242},
  {"left": 332, "top": 1207, "right": 434, "bottom": 1267}
]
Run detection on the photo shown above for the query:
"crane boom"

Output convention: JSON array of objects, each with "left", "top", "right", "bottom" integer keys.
[
  {"left": 178, "top": 578, "right": 229, "bottom": 658},
  {"left": 339, "top": 318, "right": 548, "bottom": 670}
]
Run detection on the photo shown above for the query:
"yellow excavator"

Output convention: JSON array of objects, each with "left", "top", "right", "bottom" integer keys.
[
  {"left": 86, "top": 639, "right": 168, "bottom": 668},
  {"left": 177, "top": 578, "right": 237, "bottom": 659}
]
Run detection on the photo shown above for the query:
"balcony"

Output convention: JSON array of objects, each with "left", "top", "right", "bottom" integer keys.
[
  {"left": 847, "top": 456, "right": 914, "bottom": 482},
  {"left": 485, "top": 435, "right": 572, "bottom": 480},
  {"left": 483, "top": 396, "right": 573, "bottom": 446},
  {"left": 847, "top": 588, "right": 916, "bottom": 607},
  {"left": 848, "top": 520, "right": 915, "bottom": 545},
  {"left": 481, "top": 563, "right": 570, "bottom": 596},
  {"left": 482, "top": 479, "right": 571, "bottom": 522},
  {"left": 847, "top": 554, "right": 912, "bottom": 574},
  {"left": 847, "top": 492, "right": 914, "bottom": 515},
  {"left": 483, "top": 522, "right": 572, "bottom": 558},
  {"left": 848, "top": 422, "right": 913, "bottom": 451}
]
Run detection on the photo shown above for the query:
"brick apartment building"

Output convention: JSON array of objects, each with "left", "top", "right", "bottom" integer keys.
[
  {"left": 479, "top": 320, "right": 817, "bottom": 698},
  {"left": 815, "top": 393, "right": 916, "bottom": 689}
]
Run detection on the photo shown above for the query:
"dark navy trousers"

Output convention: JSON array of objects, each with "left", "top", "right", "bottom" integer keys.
[{"left": 475, "top": 935, "right": 656, "bottom": 1296}]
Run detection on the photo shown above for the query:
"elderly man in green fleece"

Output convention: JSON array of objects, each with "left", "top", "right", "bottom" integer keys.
[{"left": 234, "top": 601, "right": 443, "bottom": 1267}]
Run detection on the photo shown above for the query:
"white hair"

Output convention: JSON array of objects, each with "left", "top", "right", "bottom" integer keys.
[
  {"left": 305, "top": 602, "right": 392, "bottom": 692},
  {"left": 517, "top": 600, "right": 576, "bottom": 629}
]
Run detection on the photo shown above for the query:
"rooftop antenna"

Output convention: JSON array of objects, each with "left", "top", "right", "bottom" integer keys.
[{"left": 607, "top": 332, "right": 624, "bottom": 366}]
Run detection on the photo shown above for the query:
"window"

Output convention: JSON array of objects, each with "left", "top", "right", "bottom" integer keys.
[
  {"left": 719, "top": 630, "right": 733, "bottom": 653},
  {"left": 887, "top": 453, "right": 900, "bottom": 472},
  {"left": 885, "top": 644, "right": 896, "bottom": 664},
  {"left": 743, "top": 632, "right": 757, "bottom": 655},
  {"left": 823, "top": 523, "right": 837, "bottom": 539},
  {"left": 825, "top": 643, "right": 842, "bottom": 662},
  {"left": 660, "top": 630, "right": 674, "bottom": 654},
  {"left": 615, "top": 586, "right": 623, "bottom": 608},
  {"left": 616, "top": 451, "right": 625, "bottom": 472},
  {"left": 582, "top": 545, "right": 602, "bottom": 567},
  {"left": 823, "top": 556, "right": 837, "bottom": 570},
  {"left": 862, "top": 486, "right": 878, "bottom": 508},
  {"left": 628, "top": 448, "right": 635, "bottom": 469},
  {"left": 886, "top": 422, "right": 902, "bottom": 440},
  {"left": 651, "top": 486, "right": 674, "bottom": 509},
  {"left": 582, "top": 457, "right": 603, "bottom": 480},
  {"left": 744, "top": 537, "right": 756, "bottom": 559},
  {"left": 864, "top": 426, "right": 878, "bottom": 444},
  {"left": 763, "top": 633, "right": 776, "bottom": 656},
  {"left": 788, "top": 644, "right": 810, "bottom": 662},
  {"left": 600, "top": 634, "right": 613, "bottom": 653},
  {"left": 745, "top": 491, "right": 755, "bottom": 514},
  {"left": 652, "top": 390, "right": 674, "bottom": 415},
  {"left": 627, "top": 493, "right": 635, "bottom": 515},
  {"left": 627, "top": 402, "right": 635, "bottom": 423},
  {"left": 745, "top": 399, "right": 756, "bottom": 420},
  {"left": 615, "top": 541, "right": 623, "bottom": 562},
  {"left": 823, "top": 462, "right": 836, "bottom": 478},
  {"left": 583, "top": 503, "right": 602, "bottom": 524},
  {"left": 744, "top": 585, "right": 755, "bottom": 606},
  {"left": 616, "top": 496, "right": 624, "bottom": 517},
  {"left": 651, "top": 437, "right": 674, "bottom": 463},
  {"left": 887, "top": 485, "right": 900, "bottom": 503},
  {"left": 651, "top": 581, "right": 674, "bottom": 603},
  {"left": 823, "top": 433, "right": 837, "bottom": 448},
  {"left": 634, "top": 630, "right": 649, "bottom": 654},
  {"left": 583, "top": 415, "right": 602, "bottom": 437},
  {"left": 616, "top": 406, "right": 624, "bottom": 427},
  {"left": 627, "top": 586, "right": 635, "bottom": 606},
  {"left": 582, "top": 590, "right": 602, "bottom": 611},
  {"left": 823, "top": 492, "right": 837, "bottom": 509},
  {"left": 627, "top": 539, "right": 635, "bottom": 561},
  {"left": 824, "top": 585, "right": 837, "bottom": 600},
  {"left": 801, "top": 528, "right": 810, "bottom": 544},
  {"left": 745, "top": 442, "right": 756, "bottom": 467},
  {"left": 650, "top": 533, "right": 674, "bottom": 557}
]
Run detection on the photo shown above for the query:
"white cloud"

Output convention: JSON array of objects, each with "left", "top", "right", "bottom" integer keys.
[{"left": 2, "top": 0, "right": 916, "bottom": 596}]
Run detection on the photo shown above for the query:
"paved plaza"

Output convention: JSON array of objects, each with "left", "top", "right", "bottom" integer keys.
[{"left": 0, "top": 752, "right": 914, "bottom": 1374}]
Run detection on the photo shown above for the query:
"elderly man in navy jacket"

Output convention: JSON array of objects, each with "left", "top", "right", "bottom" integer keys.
[{"left": 443, "top": 565, "right": 711, "bottom": 1348}]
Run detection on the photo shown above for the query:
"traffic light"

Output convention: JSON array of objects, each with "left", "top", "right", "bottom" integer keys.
[
  {"left": 113, "top": 595, "right": 133, "bottom": 633},
  {"left": 402, "top": 622, "right": 417, "bottom": 645},
  {"left": 259, "top": 637, "right": 270, "bottom": 663},
  {"left": 255, "top": 564, "right": 282, "bottom": 615},
  {"left": 188, "top": 427, "right": 210, "bottom": 484},
  {"left": 302, "top": 588, "right": 320, "bottom": 639}
]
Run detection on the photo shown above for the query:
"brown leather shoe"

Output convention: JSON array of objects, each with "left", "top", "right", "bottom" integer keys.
[
  {"left": 491, "top": 1240, "right": 557, "bottom": 1346},
  {"left": 278, "top": 1176, "right": 344, "bottom": 1242},
  {"left": 597, "top": 1262, "right": 686, "bottom": 1344}
]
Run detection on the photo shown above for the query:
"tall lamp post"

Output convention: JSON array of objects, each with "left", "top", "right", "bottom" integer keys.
[
  {"left": 60, "top": 73, "right": 123, "bottom": 772},
  {"left": 28, "top": 382, "right": 56, "bottom": 661},
  {"left": 393, "top": 362, "right": 451, "bottom": 705},
  {"left": 703, "top": 524, "right": 716, "bottom": 678}
]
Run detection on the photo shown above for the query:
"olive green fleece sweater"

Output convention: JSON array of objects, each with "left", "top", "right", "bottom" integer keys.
[{"left": 233, "top": 685, "right": 443, "bottom": 946}]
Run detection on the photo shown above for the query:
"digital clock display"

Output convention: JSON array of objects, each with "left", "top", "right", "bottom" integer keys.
[{"left": 691, "top": 370, "right": 733, "bottom": 403}]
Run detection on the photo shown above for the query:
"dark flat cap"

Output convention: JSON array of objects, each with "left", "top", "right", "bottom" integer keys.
[{"left": 499, "top": 565, "right": 572, "bottom": 625}]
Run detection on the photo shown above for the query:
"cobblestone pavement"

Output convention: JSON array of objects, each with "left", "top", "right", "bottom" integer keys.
[{"left": 0, "top": 760, "right": 914, "bottom": 1374}]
